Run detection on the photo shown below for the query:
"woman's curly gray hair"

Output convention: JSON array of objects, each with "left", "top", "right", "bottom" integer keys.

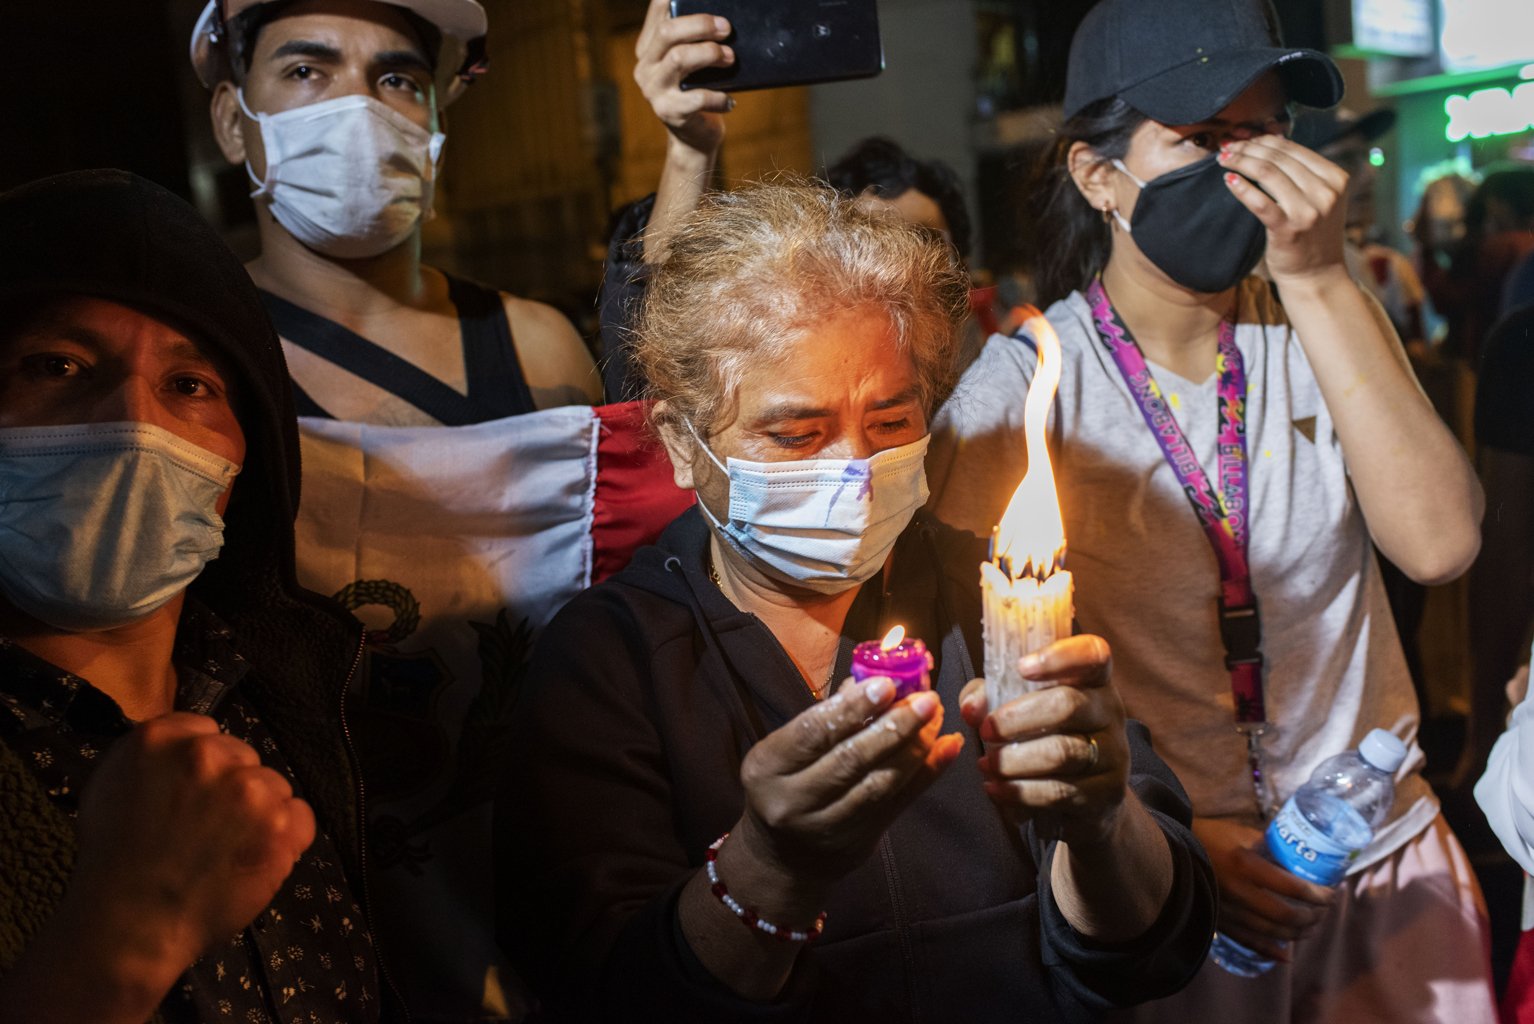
[{"left": 635, "top": 178, "right": 971, "bottom": 440}]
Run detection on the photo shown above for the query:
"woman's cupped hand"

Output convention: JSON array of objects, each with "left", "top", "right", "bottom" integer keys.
[
  {"left": 733, "top": 677, "right": 965, "bottom": 888},
  {"left": 960, "top": 634, "right": 1132, "bottom": 848}
]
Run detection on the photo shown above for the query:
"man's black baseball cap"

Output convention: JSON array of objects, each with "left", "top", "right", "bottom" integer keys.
[
  {"left": 1290, "top": 106, "right": 1397, "bottom": 151},
  {"left": 1063, "top": 0, "right": 1344, "bottom": 124}
]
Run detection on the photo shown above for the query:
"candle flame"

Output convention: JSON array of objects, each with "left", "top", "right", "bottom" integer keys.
[
  {"left": 993, "top": 307, "right": 1066, "bottom": 583},
  {"left": 880, "top": 625, "right": 905, "bottom": 651}
]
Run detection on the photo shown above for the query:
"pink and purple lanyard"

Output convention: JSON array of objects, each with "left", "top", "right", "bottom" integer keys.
[{"left": 1086, "top": 279, "right": 1273, "bottom": 817}]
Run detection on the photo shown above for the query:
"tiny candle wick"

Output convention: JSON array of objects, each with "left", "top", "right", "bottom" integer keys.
[{"left": 880, "top": 625, "right": 905, "bottom": 652}]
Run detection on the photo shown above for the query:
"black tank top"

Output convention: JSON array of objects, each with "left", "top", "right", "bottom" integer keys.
[{"left": 258, "top": 274, "right": 537, "bottom": 425}]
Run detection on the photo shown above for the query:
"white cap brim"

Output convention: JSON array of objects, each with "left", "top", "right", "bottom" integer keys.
[{"left": 190, "top": 0, "right": 485, "bottom": 105}]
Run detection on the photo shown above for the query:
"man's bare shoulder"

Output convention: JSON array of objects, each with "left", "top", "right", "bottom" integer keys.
[{"left": 498, "top": 292, "right": 604, "bottom": 408}]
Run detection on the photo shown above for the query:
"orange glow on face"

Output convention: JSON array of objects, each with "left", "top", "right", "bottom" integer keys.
[
  {"left": 880, "top": 624, "right": 906, "bottom": 651},
  {"left": 992, "top": 307, "right": 1066, "bottom": 582}
]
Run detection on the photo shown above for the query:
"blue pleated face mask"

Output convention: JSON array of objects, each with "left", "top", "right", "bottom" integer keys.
[
  {"left": 687, "top": 424, "right": 930, "bottom": 595},
  {"left": 0, "top": 422, "right": 240, "bottom": 632}
]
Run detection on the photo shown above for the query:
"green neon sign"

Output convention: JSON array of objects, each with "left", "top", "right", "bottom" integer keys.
[{"left": 1446, "top": 83, "right": 1534, "bottom": 141}]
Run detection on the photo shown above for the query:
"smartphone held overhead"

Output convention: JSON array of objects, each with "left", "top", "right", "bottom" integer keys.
[{"left": 672, "top": 0, "right": 884, "bottom": 93}]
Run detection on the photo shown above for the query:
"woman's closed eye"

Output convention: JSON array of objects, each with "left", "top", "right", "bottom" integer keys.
[{"left": 768, "top": 431, "right": 819, "bottom": 450}]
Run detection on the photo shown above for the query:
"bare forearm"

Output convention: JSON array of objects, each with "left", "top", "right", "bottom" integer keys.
[
  {"left": 1051, "top": 794, "right": 1174, "bottom": 943},
  {"left": 645, "top": 136, "right": 718, "bottom": 266},
  {"left": 1281, "top": 269, "right": 1482, "bottom": 582},
  {"left": 674, "top": 819, "right": 824, "bottom": 1000}
]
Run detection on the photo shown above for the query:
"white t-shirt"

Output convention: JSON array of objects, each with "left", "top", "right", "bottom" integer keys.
[
  {"left": 929, "top": 278, "right": 1437, "bottom": 869},
  {"left": 1475, "top": 640, "right": 1534, "bottom": 880}
]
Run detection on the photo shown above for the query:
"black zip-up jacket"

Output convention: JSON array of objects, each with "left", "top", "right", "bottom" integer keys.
[{"left": 495, "top": 508, "right": 1216, "bottom": 1023}]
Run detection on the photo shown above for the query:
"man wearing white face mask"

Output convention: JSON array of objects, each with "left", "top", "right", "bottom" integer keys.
[
  {"left": 193, "top": 0, "right": 601, "bottom": 422},
  {"left": 189, "top": 3, "right": 604, "bottom": 1020},
  {"left": 0, "top": 170, "right": 393, "bottom": 1023}
]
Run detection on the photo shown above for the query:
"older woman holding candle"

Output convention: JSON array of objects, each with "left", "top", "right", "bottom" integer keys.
[
  {"left": 928, "top": 0, "right": 1493, "bottom": 1020},
  {"left": 493, "top": 181, "right": 1215, "bottom": 1022}
]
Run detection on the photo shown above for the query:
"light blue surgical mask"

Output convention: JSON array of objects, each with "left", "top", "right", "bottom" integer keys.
[
  {"left": 687, "top": 425, "right": 930, "bottom": 594},
  {"left": 0, "top": 422, "right": 240, "bottom": 632}
]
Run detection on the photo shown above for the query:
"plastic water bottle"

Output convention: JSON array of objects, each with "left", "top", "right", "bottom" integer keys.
[{"left": 1208, "top": 728, "right": 1407, "bottom": 977}]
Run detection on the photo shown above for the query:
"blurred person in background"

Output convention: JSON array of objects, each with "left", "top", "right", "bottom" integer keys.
[
  {"left": 1422, "top": 164, "right": 1534, "bottom": 370},
  {"left": 1414, "top": 173, "right": 1477, "bottom": 287}
]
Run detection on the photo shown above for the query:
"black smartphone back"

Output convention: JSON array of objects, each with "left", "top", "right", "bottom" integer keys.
[{"left": 672, "top": 0, "right": 884, "bottom": 93}]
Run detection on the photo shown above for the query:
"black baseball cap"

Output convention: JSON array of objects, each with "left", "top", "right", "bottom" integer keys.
[
  {"left": 1291, "top": 106, "right": 1397, "bottom": 151},
  {"left": 1063, "top": 0, "right": 1344, "bottom": 124}
]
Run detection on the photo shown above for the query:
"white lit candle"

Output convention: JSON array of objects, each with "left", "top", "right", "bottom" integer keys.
[{"left": 981, "top": 307, "right": 1074, "bottom": 712}]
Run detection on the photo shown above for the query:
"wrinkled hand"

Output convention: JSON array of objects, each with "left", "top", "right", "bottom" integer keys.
[
  {"left": 1194, "top": 816, "right": 1333, "bottom": 961},
  {"left": 1219, "top": 135, "right": 1349, "bottom": 286},
  {"left": 634, "top": 0, "right": 734, "bottom": 156},
  {"left": 960, "top": 635, "right": 1130, "bottom": 846},
  {"left": 736, "top": 677, "right": 964, "bottom": 885},
  {"left": 72, "top": 713, "right": 316, "bottom": 967}
]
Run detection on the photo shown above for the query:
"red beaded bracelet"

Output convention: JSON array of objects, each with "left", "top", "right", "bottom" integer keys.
[{"left": 705, "top": 833, "right": 828, "bottom": 943}]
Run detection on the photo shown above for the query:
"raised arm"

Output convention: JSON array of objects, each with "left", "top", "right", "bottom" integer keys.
[
  {"left": 1220, "top": 135, "right": 1482, "bottom": 585},
  {"left": 633, "top": 0, "right": 735, "bottom": 264}
]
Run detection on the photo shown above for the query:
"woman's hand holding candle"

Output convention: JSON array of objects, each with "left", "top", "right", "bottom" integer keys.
[
  {"left": 731, "top": 677, "right": 964, "bottom": 887},
  {"left": 960, "top": 634, "right": 1129, "bottom": 847},
  {"left": 961, "top": 634, "right": 1176, "bottom": 944}
]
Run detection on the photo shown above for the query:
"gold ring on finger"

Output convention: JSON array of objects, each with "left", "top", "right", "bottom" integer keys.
[{"left": 1083, "top": 733, "right": 1100, "bottom": 771}]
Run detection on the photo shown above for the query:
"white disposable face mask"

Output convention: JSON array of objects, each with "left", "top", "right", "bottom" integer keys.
[
  {"left": 688, "top": 426, "right": 931, "bottom": 595},
  {"left": 240, "top": 89, "right": 446, "bottom": 260},
  {"left": 0, "top": 422, "right": 240, "bottom": 632}
]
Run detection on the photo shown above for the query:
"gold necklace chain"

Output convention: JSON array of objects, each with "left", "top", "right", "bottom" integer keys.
[{"left": 707, "top": 554, "right": 834, "bottom": 700}]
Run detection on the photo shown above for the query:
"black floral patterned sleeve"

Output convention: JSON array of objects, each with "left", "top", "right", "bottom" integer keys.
[{"left": 0, "top": 605, "right": 380, "bottom": 1024}]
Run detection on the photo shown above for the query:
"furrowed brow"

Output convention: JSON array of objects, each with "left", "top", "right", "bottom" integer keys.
[
  {"left": 870, "top": 387, "right": 922, "bottom": 411},
  {"left": 374, "top": 49, "right": 433, "bottom": 75},
  {"left": 753, "top": 403, "right": 834, "bottom": 423},
  {"left": 269, "top": 39, "right": 343, "bottom": 63}
]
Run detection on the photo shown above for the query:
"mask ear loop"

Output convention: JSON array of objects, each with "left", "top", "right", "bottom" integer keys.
[
  {"left": 681, "top": 419, "right": 734, "bottom": 529},
  {"left": 1108, "top": 159, "right": 1142, "bottom": 234},
  {"left": 236, "top": 88, "right": 273, "bottom": 197},
  {"left": 682, "top": 419, "right": 730, "bottom": 476}
]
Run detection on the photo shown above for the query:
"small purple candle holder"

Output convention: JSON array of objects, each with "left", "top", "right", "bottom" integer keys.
[{"left": 850, "top": 632, "right": 933, "bottom": 700}]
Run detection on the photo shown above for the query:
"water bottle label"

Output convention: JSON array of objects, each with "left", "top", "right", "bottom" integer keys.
[{"left": 1264, "top": 799, "right": 1355, "bottom": 886}]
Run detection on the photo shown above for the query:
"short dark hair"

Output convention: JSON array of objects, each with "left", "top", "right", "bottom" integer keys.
[
  {"left": 224, "top": 0, "right": 441, "bottom": 84},
  {"left": 825, "top": 137, "right": 973, "bottom": 260},
  {"left": 1467, "top": 163, "right": 1534, "bottom": 235}
]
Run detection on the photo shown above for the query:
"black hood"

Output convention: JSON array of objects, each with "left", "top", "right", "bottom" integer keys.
[{"left": 0, "top": 168, "right": 304, "bottom": 619}]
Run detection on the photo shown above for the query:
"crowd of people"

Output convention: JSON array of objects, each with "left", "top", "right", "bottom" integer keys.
[{"left": 1, "top": 0, "right": 1532, "bottom": 1021}]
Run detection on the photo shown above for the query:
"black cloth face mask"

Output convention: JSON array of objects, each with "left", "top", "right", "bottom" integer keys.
[{"left": 1112, "top": 155, "right": 1268, "bottom": 294}]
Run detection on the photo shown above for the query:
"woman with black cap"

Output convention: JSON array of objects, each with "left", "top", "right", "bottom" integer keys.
[{"left": 930, "top": 0, "right": 1494, "bottom": 1020}]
